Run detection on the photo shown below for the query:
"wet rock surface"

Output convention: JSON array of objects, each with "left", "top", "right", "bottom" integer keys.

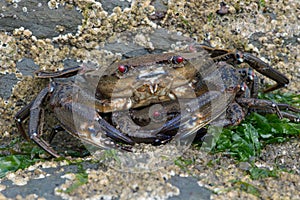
[
  {"left": 0, "top": 0, "right": 82, "bottom": 38},
  {"left": 0, "top": 73, "right": 18, "bottom": 100},
  {"left": 16, "top": 58, "right": 39, "bottom": 77},
  {"left": 1, "top": 162, "right": 99, "bottom": 200},
  {"left": 168, "top": 176, "right": 211, "bottom": 200},
  {"left": 0, "top": 0, "right": 299, "bottom": 199},
  {"left": 99, "top": 0, "right": 131, "bottom": 15}
]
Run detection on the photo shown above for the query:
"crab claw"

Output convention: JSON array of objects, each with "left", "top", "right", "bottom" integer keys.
[{"left": 97, "top": 118, "right": 135, "bottom": 145}]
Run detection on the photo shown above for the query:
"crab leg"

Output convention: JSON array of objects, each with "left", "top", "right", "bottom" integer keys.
[
  {"left": 208, "top": 102, "right": 246, "bottom": 127},
  {"left": 236, "top": 97, "right": 300, "bottom": 122},
  {"left": 35, "top": 65, "right": 84, "bottom": 78},
  {"left": 27, "top": 87, "right": 60, "bottom": 157},
  {"left": 242, "top": 52, "right": 289, "bottom": 92},
  {"left": 15, "top": 66, "right": 87, "bottom": 157},
  {"left": 250, "top": 110, "right": 300, "bottom": 122},
  {"left": 199, "top": 44, "right": 289, "bottom": 93},
  {"left": 96, "top": 116, "right": 135, "bottom": 144},
  {"left": 15, "top": 100, "right": 34, "bottom": 140},
  {"left": 276, "top": 103, "right": 300, "bottom": 113},
  {"left": 15, "top": 87, "right": 61, "bottom": 157}
]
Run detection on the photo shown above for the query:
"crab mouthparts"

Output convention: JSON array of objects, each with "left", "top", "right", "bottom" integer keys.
[{"left": 148, "top": 83, "right": 158, "bottom": 94}]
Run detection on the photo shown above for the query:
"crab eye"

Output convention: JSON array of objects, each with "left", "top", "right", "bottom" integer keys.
[
  {"left": 118, "top": 65, "right": 128, "bottom": 73},
  {"left": 172, "top": 56, "right": 184, "bottom": 64},
  {"left": 151, "top": 109, "right": 164, "bottom": 121},
  {"left": 153, "top": 110, "right": 161, "bottom": 118}
]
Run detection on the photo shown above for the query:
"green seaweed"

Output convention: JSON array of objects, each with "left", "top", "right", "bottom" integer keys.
[
  {"left": 0, "top": 139, "right": 47, "bottom": 178},
  {"left": 258, "top": 0, "right": 266, "bottom": 10},
  {"left": 174, "top": 156, "right": 194, "bottom": 170},
  {"left": 0, "top": 155, "right": 41, "bottom": 178},
  {"left": 98, "top": 149, "right": 121, "bottom": 165},
  {"left": 230, "top": 180, "right": 261, "bottom": 196},
  {"left": 210, "top": 92, "right": 300, "bottom": 161},
  {"left": 64, "top": 164, "right": 88, "bottom": 194},
  {"left": 248, "top": 166, "right": 278, "bottom": 180}
]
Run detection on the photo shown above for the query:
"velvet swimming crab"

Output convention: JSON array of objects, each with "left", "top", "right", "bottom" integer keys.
[{"left": 15, "top": 44, "right": 300, "bottom": 157}]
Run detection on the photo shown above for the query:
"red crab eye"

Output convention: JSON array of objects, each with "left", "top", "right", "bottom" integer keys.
[
  {"left": 118, "top": 65, "right": 128, "bottom": 73},
  {"left": 152, "top": 110, "right": 164, "bottom": 121},
  {"left": 173, "top": 56, "right": 184, "bottom": 64},
  {"left": 153, "top": 110, "right": 161, "bottom": 118}
]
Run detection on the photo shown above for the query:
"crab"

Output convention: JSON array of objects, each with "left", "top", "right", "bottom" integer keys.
[
  {"left": 116, "top": 46, "right": 300, "bottom": 144},
  {"left": 15, "top": 44, "right": 300, "bottom": 157}
]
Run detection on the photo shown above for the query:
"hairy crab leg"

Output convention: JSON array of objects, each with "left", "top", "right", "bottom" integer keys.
[
  {"left": 250, "top": 110, "right": 300, "bottom": 122},
  {"left": 15, "top": 100, "right": 34, "bottom": 140},
  {"left": 198, "top": 44, "right": 289, "bottom": 93},
  {"left": 241, "top": 52, "right": 289, "bottom": 92},
  {"left": 27, "top": 87, "right": 60, "bottom": 157},
  {"left": 209, "top": 102, "right": 246, "bottom": 127},
  {"left": 236, "top": 97, "right": 300, "bottom": 122},
  {"left": 14, "top": 66, "right": 89, "bottom": 157},
  {"left": 276, "top": 103, "right": 300, "bottom": 113},
  {"left": 35, "top": 65, "right": 84, "bottom": 78},
  {"left": 96, "top": 116, "right": 135, "bottom": 145}
]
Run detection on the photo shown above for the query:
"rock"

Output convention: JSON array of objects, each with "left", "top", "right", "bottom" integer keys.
[{"left": 0, "top": 0, "right": 82, "bottom": 38}]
